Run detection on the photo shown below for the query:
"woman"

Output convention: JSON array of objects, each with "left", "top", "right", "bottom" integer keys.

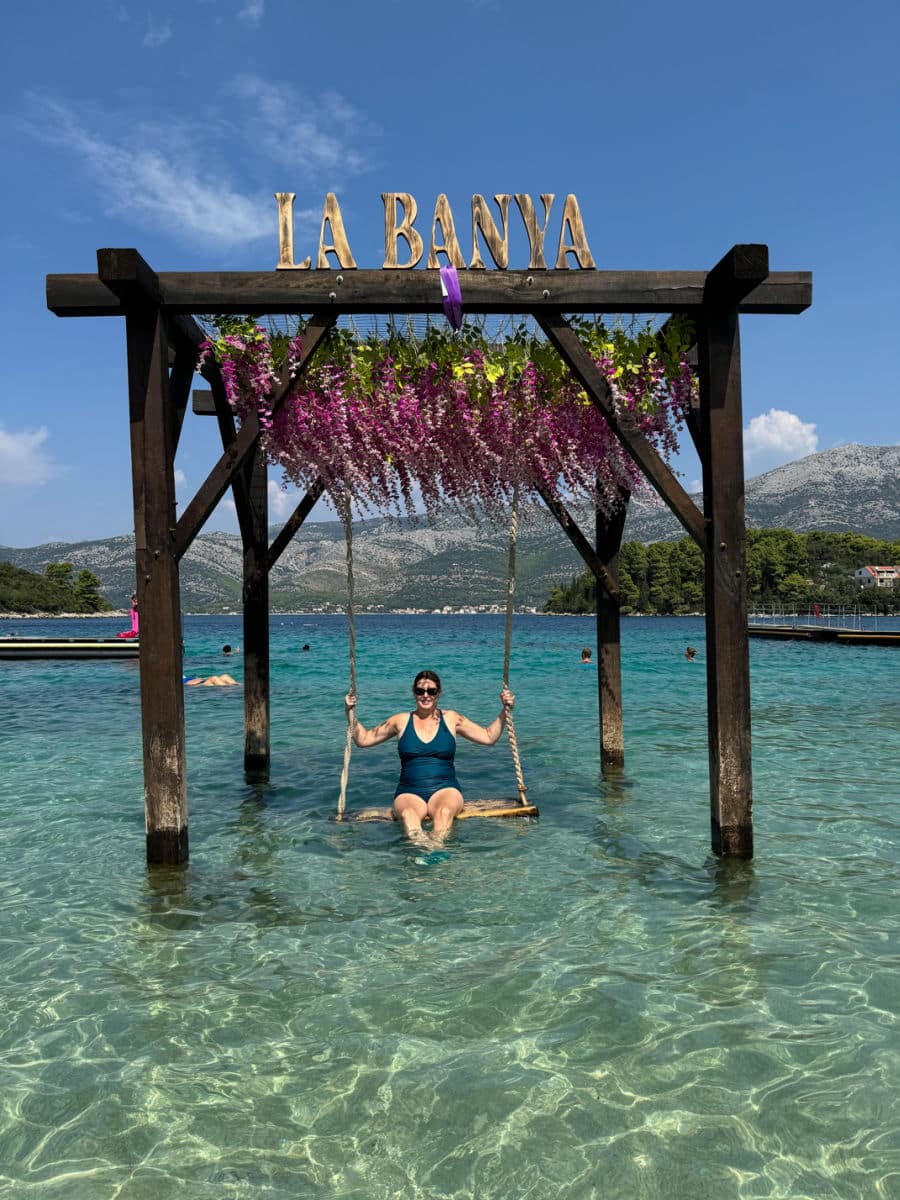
[{"left": 344, "top": 670, "right": 514, "bottom": 846}]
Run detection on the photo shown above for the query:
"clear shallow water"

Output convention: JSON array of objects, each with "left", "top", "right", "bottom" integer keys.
[{"left": 1, "top": 614, "right": 898, "bottom": 1200}]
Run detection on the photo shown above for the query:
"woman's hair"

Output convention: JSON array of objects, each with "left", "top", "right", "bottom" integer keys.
[
  {"left": 581, "top": 646, "right": 592, "bottom": 657},
  {"left": 412, "top": 669, "right": 441, "bottom": 693}
]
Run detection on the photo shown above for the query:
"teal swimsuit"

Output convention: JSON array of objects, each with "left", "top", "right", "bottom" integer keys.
[{"left": 395, "top": 712, "right": 460, "bottom": 801}]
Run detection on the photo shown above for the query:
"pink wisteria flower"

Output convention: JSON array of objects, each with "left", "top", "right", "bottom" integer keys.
[{"left": 199, "top": 321, "right": 696, "bottom": 525}]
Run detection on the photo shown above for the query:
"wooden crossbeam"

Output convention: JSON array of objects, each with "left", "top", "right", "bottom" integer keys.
[{"left": 47, "top": 267, "right": 812, "bottom": 317}]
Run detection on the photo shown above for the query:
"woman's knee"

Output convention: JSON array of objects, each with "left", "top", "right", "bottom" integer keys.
[
  {"left": 428, "top": 789, "right": 464, "bottom": 819},
  {"left": 393, "top": 794, "right": 427, "bottom": 822}
]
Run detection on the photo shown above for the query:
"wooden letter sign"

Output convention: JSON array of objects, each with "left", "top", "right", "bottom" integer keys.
[{"left": 276, "top": 192, "right": 596, "bottom": 270}]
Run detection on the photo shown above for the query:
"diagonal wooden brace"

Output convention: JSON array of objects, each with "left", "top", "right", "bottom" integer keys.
[
  {"left": 536, "top": 313, "right": 707, "bottom": 549},
  {"left": 171, "top": 315, "right": 335, "bottom": 561}
]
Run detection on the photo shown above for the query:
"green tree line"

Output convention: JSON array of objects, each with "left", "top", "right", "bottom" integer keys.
[
  {"left": 0, "top": 561, "right": 113, "bottom": 615},
  {"left": 544, "top": 530, "right": 900, "bottom": 615}
]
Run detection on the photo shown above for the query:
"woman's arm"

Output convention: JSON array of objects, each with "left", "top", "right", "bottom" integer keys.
[
  {"left": 452, "top": 688, "right": 515, "bottom": 746},
  {"left": 345, "top": 694, "right": 401, "bottom": 747}
]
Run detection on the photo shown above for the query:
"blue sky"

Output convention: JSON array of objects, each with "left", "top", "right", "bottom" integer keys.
[{"left": 1, "top": 0, "right": 898, "bottom": 547}]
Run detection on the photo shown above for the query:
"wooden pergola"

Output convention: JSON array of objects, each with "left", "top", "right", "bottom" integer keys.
[{"left": 46, "top": 245, "right": 811, "bottom": 865}]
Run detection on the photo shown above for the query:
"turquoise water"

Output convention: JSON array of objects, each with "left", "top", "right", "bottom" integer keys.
[{"left": 1, "top": 614, "right": 899, "bottom": 1199}]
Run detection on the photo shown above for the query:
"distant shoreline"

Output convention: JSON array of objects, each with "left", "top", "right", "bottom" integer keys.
[
  {"left": 0, "top": 609, "right": 706, "bottom": 620},
  {"left": 0, "top": 610, "right": 128, "bottom": 620}
]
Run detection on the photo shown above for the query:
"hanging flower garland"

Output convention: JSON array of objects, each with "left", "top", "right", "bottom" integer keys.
[{"left": 198, "top": 316, "right": 696, "bottom": 523}]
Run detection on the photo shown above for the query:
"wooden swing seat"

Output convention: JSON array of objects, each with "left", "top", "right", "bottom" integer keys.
[{"left": 340, "top": 797, "right": 539, "bottom": 823}]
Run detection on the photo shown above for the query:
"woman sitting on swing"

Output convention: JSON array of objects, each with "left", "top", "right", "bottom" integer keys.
[{"left": 344, "top": 669, "right": 514, "bottom": 846}]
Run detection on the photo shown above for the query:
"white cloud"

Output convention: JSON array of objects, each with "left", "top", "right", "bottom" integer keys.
[
  {"left": 234, "top": 76, "right": 370, "bottom": 179},
  {"left": 22, "top": 95, "right": 270, "bottom": 247},
  {"left": 21, "top": 86, "right": 368, "bottom": 248},
  {"left": 268, "top": 481, "right": 298, "bottom": 521},
  {"left": 743, "top": 409, "right": 818, "bottom": 474},
  {"left": 143, "top": 17, "right": 172, "bottom": 47},
  {"left": 239, "top": 0, "right": 264, "bottom": 23},
  {"left": 0, "top": 426, "right": 59, "bottom": 489}
]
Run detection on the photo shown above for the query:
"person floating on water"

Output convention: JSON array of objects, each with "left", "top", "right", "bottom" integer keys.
[
  {"left": 684, "top": 646, "right": 697, "bottom": 662},
  {"left": 223, "top": 644, "right": 240, "bottom": 655},
  {"left": 184, "top": 674, "right": 239, "bottom": 687},
  {"left": 344, "top": 670, "right": 514, "bottom": 848},
  {"left": 580, "top": 646, "right": 594, "bottom": 665}
]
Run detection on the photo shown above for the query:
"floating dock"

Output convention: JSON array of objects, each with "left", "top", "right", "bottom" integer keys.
[
  {"left": 748, "top": 624, "right": 900, "bottom": 647},
  {"left": 0, "top": 637, "right": 140, "bottom": 660}
]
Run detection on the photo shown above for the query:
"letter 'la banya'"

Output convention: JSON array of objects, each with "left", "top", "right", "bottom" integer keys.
[{"left": 275, "top": 193, "right": 596, "bottom": 271}]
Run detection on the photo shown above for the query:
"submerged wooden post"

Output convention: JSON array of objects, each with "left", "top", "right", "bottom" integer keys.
[
  {"left": 697, "top": 246, "right": 768, "bottom": 858},
  {"left": 241, "top": 444, "right": 270, "bottom": 777},
  {"left": 101, "top": 250, "right": 188, "bottom": 865},
  {"left": 595, "top": 489, "right": 629, "bottom": 769}
]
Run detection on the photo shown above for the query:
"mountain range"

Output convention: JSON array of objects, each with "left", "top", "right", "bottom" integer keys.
[{"left": 3, "top": 444, "right": 898, "bottom": 612}]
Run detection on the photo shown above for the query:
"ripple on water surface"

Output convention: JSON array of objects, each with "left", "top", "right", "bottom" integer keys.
[{"left": 0, "top": 614, "right": 899, "bottom": 1199}]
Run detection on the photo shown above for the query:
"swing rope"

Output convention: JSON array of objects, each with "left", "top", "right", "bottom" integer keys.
[
  {"left": 337, "top": 493, "right": 356, "bottom": 822},
  {"left": 337, "top": 486, "right": 527, "bottom": 819},
  {"left": 503, "top": 482, "right": 528, "bottom": 806}
]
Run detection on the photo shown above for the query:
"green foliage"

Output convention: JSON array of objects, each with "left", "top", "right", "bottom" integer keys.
[
  {"left": 73, "top": 569, "right": 106, "bottom": 613},
  {"left": 204, "top": 313, "right": 697, "bottom": 409},
  {"left": 0, "top": 561, "right": 114, "bottom": 614},
  {"left": 200, "top": 314, "right": 304, "bottom": 369},
  {"left": 543, "top": 529, "right": 900, "bottom": 615},
  {"left": 45, "top": 561, "right": 74, "bottom": 588}
]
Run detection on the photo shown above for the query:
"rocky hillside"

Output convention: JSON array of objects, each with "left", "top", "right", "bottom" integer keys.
[
  {"left": 3, "top": 444, "right": 898, "bottom": 612},
  {"left": 619, "top": 443, "right": 900, "bottom": 544}
]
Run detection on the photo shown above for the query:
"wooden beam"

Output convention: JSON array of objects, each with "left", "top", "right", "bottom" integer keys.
[
  {"left": 170, "top": 316, "right": 335, "bottom": 561},
  {"left": 168, "top": 342, "right": 196, "bottom": 451},
  {"left": 47, "top": 266, "right": 812, "bottom": 317},
  {"left": 97, "top": 248, "right": 162, "bottom": 305},
  {"left": 703, "top": 244, "right": 769, "bottom": 305},
  {"left": 535, "top": 484, "right": 619, "bottom": 604},
  {"left": 596, "top": 489, "right": 629, "bottom": 769},
  {"left": 536, "top": 313, "right": 707, "bottom": 548},
  {"left": 123, "top": 304, "right": 188, "bottom": 865},
  {"left": 267, "top": 478, "right": 326, "bottom": 570},
  {"left": 241, "top": 444, "right": 270, "bottom": 778},
  {"left": 696, "top": 246, "right": 768, "bottom": 859},
  {"left": 192, "top": 388, "right": 216, "bottom": 415}
]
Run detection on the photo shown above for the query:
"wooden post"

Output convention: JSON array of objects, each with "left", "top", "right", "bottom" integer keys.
[
  {"left": 697, "top": 246, "right": 769, "bottom": 858},
  {"left": 124, "top": 305, "right": 188, "bottom": 864},
  {"left": 241, "top": 443, "right": 270, "bottom": 777},
  {"left": 595, "top": 490, "right": 629, "bottom": 769}
]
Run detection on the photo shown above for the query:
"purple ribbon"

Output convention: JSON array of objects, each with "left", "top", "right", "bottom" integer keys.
[{"left": 439, "top": 264, "right": 463, "bottom": 331}]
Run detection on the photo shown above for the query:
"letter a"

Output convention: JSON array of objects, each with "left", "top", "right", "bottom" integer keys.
[
  {"left": 555, "top": 195, "right": 596, "bottom": 269},
  {"left": 427, "top": 195, "right": 466, "bottom": 269},
  {"left": 316, "top": 193, "right": 357, "bottom": 269},
  {"left": 470, "top": 195, "right": 511, "bottom": 269}
]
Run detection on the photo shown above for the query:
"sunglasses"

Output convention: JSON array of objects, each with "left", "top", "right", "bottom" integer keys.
[{"left": 414, "top": 686, "right": 439, "bottom": 697}]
